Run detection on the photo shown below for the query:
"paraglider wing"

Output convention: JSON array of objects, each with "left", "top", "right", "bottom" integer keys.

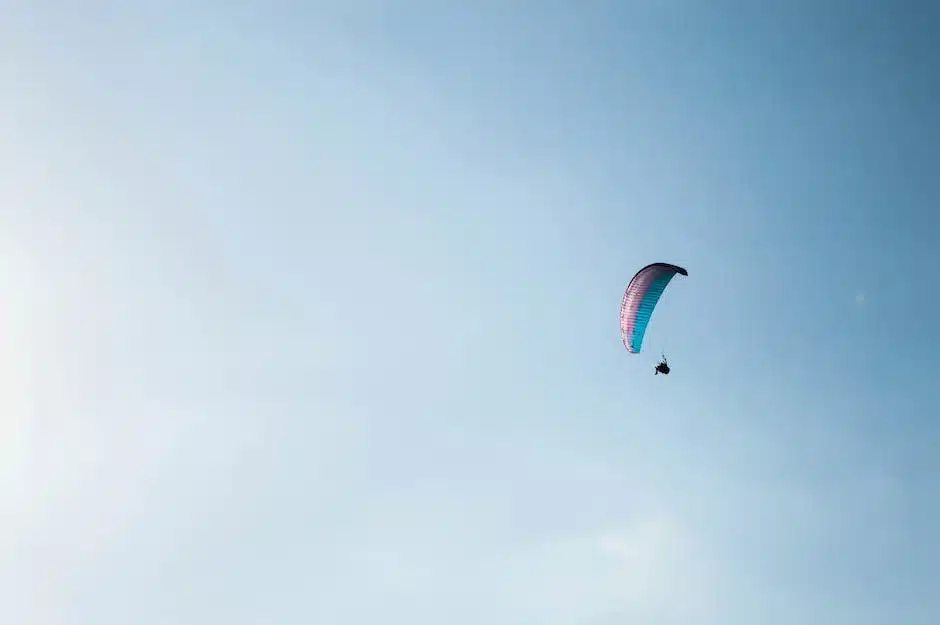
[{"left": 620, "top": 262, "right": 688, "bottom": 353}]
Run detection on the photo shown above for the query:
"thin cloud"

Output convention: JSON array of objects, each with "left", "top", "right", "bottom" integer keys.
[{"left": 493, "top": 514, "right": 716, "bottom": 623}]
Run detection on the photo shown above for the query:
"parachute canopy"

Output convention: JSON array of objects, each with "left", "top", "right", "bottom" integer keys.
[{"left": 620, "top": 262, "right": 688, "bottom": 353}]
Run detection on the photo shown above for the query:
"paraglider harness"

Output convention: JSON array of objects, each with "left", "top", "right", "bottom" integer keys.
[{"left": 654, "top": 354, "right": 670, "bottom": 375}]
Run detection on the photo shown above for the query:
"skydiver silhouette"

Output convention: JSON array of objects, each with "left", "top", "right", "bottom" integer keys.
[{"left": 654, "top": 354, "right": 670, "bottom": 375}]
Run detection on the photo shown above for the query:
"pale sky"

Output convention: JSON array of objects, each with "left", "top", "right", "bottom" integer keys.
[{"left": 2, "top": 2, "right": 939, "bottom": 624}]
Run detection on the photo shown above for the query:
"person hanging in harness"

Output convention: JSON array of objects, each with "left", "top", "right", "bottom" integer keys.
[{"left": 654, "top": 354, "right": 670, "bottom": 375}]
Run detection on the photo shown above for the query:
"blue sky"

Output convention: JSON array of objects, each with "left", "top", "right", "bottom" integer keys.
[{"left": 1, "top": 2, "right": 938, "bottom": 624}]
